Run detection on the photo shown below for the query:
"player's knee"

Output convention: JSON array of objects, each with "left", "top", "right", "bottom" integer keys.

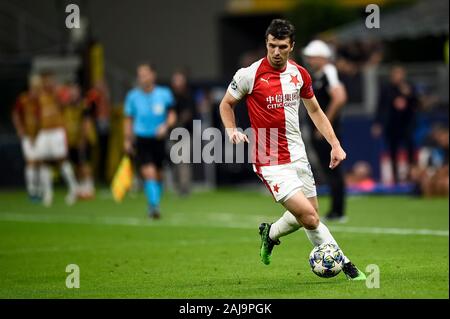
[
  {"left": 141, "top": 165, "right": 157, "bottom": 180},
  {"left": 301, "top": 211, "right": 320, "bottom": 229}
]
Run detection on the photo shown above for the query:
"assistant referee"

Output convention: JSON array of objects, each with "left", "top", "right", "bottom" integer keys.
[{"left": 124, "top": 63, "right": 177, "bottom": 219}]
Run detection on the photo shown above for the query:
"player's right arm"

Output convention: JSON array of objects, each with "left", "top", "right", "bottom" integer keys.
[
  {"left": 322, "top": 64, "right": 347, "bottom": 125},
  {"left": 123, "top": 92, "right": 135, "bottom": 155},
  {"left": 123, "top": 117, "right": 134, "bottom": 154},
  {"left": 219, "top": 92, "right": 249, "bottom": 144},
  {"left": 11, "top": 98, "right": 25, "bottom": 138},
  {"left": 219, "top": 68, "right": 252, "bottom": 144}
]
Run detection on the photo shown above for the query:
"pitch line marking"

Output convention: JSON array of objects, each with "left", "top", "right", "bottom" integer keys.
[{"left": 0, "top": 212, "right": 448, "bottom": 237}]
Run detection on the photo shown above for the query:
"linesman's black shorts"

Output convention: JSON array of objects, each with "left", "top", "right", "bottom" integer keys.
[
  {"left": 135, "top": 137, "right": 166, "bottom": 169},
  {"left": 68, "top": 145, "right": 92, "bottom": 166}
]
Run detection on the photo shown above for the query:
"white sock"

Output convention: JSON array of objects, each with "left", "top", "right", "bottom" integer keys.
[
  {"left": 269, "top": 211, "right": 301, "bottom": 240},
  {"left": 81, "top": 179, "right": 87, "bottom": 194},
  {"left": 80, "top": 178, "right": 94, "bottom": 194},
  {"left": 304, "top": 222, "right": 350, "bottom": 264},
  {"left": 61, "top": 161, "right": 78, "bottom": 194},
  {"left": 25, "top": 165, "right": 38, "bottom": 196},
  {"left": 40, "top": 165, "right": 53, "bottom": 197},
  {"left": 85, "top": 177, "right": 94, "bottom": 193}
]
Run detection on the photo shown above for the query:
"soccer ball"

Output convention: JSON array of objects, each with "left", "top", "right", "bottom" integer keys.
[{"left": 309, "top": 243, "right": 344, "bottom": 278}]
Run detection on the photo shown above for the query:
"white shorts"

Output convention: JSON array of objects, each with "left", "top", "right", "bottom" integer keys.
[
  {"left": 21, "top": 137, "right": 39, "bottom": 162},
  {"left": 35, "top": 128, "right": 68, "bottom": 160},
  {"left": 253, "top": 158, "right": 317, "bottom": 203}
]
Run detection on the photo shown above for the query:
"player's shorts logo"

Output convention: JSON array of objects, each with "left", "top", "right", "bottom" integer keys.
[{"left": 273, "top": 184, "right": 280, "bottom": 193}]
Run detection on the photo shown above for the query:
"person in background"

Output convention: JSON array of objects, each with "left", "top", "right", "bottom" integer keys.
[
  {"left": 63, "top": 83, "right": 96, "bottom": 199},
  {"left": 11, "top": 75, "right": 42, "bottom": 202},
  {"left": 86, "top": 79, "right": 111, "bottom": 184},
  {"left": 171, "top": 69, "right": 196, "bottom": 196},
  {"left": 372, "top": 65, "right": 418, "bottom": 184},
  {"left": 410, "top": 125, "right": 449, "bottom": 197},
  {"left": 302, "top": 40, "right": 348, "bottom": 222},
  {"left": 34, "top": 71, "right": 78, "bottom": 206},
  {"left": 345, "top": 161, "right": 376, "bottom": 193},
  {"left": 124, "top": 63, "right": 177, "bottom": 219}
]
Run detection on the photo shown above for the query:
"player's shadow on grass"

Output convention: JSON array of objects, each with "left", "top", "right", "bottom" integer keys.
[
  {"left": 271, "top": 278, "right": 347, "bottom": 289},
  {"left": 295, "top": 281, "right": 343, "bottom": 286}
]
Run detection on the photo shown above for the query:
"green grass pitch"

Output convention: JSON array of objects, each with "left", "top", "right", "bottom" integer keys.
[{"left": 0, "top": 188, "right": 448, "bottom": 298}]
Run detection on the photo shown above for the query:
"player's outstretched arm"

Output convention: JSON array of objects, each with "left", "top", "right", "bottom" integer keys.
[
  {"left": 123, "top": 117, "right": 135, "bottom": 155},
  {"left": 303, "top": 96, "right": 346, "bottom": 169},
  {"left": 219, "top": 91, "right": 249, "bottom": 144},
  {"left": 325, "top": 84, "right": 347, "bottom": 124},
  {"left": 156, "top": 109, "right": 177, "bottom": 139}
]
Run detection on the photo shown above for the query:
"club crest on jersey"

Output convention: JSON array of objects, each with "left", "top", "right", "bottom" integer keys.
[{"left": 290, "top": 73, "right": 300, "bottom": 88}]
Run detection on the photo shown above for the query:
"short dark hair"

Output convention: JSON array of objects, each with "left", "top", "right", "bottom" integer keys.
[
  {"left": 265, "top": 19, "right": 296, "bottom": 43},
  {"left": 137, "top": 62, "right": 156, "bottom": 72}
]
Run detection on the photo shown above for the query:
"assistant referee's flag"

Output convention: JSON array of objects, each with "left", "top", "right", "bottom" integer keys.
[{"left": 111, "top": 155, "right": 133, "bottom": 202}]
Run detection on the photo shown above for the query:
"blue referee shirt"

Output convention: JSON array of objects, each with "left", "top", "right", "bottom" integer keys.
[{"left": 124, "top": 86, "right": 175, "bottom": 138}]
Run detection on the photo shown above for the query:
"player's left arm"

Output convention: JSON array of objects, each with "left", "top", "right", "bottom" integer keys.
[
  {"left": 156, "top": 109, "right": 177, "bottom": 140},
  {"left": 325, "top": 84, "right": 347, "bottom": 124},
  {"left": 156, "top": 89, "right": 178, "bottom": 139},
  {"left": 323, "top": 64, "right": 347, "bottom": 124},
  {"left": 166, "top": 109, "right": 177, "bottom": 129},
  {"left": 303, "top": 96, "right": 346, "bottom": 169},
  {"left": 11, "top": 99, "right": 25, "bottom": 138}
]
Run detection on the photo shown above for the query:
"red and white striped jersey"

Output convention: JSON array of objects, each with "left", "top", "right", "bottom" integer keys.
[{"left": 227, "top": 57, "right": 315, "bottom": 166}]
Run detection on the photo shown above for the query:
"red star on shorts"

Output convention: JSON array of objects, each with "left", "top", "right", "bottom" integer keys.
[
  {"left": 290, "top": 74, "right": 300, "bottom": 86},
  {"left": 273, "top": 184, "right": 280, "bottom": 193}
]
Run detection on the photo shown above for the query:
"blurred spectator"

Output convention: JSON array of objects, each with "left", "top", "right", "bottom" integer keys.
[
  {"left": 11, "top": 75, "right": 42, "bottom": 202},
  {"left": 410, "top": 125, "right": 449, "bottom": 197},
  {"left": 333, "top": 39, "right": 384, "bottom": 105},
  {"left": 345, "top": 161, "right": 376, "bottom": 192},
  {"left": 86, "top": 79, "right": 111, "bottom": 184},
  {"left": 372, "top": 65, "right": 418, "bottom": 184},
  {"left": 35, "top": 71, "right": 78, "bottom": 206},
  {"left": 302, "top": 40, "right": 348, "bottom": 222},
  {"left": 171, "top": 69, "right": 195, "bottom": 196},
  {"left": 63, "top": 83, "right": 96, "bottom": 200}
]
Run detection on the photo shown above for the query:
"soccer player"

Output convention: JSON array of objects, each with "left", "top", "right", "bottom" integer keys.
[
  {"left": 302, "top": 40, "right": 348, "bottom": 222},
  {"left": 12, "top": 75, "right": 42, "bottom": 201},
  {"left": 124, "top": 63, "right": 177, "bottom": 219},
  {"left": 219, "top": 19, "right": 366, "bottom": 280},
  {"left": 34, "top": 71, "right": 78, "bottom": 206},
  {"left": 63, "top": 83, "right": 96, "bottom": 199},
  {"left": 85, "top": 79, "right": 111, "bottom": 184}
]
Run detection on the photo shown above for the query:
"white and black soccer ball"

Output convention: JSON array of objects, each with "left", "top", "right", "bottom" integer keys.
[{"left": 309, "top": 243, "right": 344, "bottom": 278}]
